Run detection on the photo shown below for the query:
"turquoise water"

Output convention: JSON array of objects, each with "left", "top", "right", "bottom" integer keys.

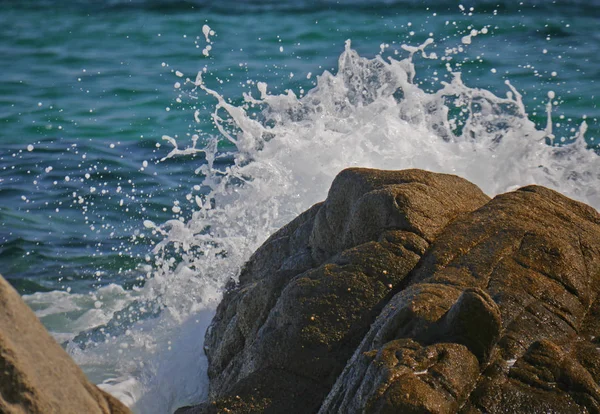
[
  {"left": 1, "top": 1, "right": 600, "bottom": 412},
  {"left": 2, "top": 1, "right": 599, "bottom": 291}
]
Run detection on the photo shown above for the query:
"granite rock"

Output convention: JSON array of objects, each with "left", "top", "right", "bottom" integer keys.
[
  {"left": 0, "top": 275, "right": 131, "bottom": 414},
  {"left": 177, "top": 168, "right": 600, "bottom": 414}
]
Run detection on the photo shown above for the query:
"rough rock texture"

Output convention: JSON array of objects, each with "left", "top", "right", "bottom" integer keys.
[
  {"left": 0, "top": 275, "right": 131, "bottom": 414},
  {"left": 177, "top": 168, "right": 600, "bottom": 414},
  {"left": 177, "top": 168, "right": 490, "bottom": 413},
  {"left": 322, "top": 184, "right": 600, "bottom": 414}
]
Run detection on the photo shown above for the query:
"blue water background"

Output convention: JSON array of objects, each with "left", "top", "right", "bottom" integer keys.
[{"left": 1, "top": 0, "right": 599, "bottom": 294}]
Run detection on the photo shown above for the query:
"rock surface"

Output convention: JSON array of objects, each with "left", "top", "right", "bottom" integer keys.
[
  {"left": 177, "top": 168, "right": 600, "bottom": 414},
  {"left": 0, "top": 275, "right": 131, "bottom": 414}
]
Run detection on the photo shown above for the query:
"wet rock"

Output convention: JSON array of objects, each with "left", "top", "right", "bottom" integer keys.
[
  {"left": 193, "top": 168, "right": 489, "bottom": 413},
  {"left": 323, "top": 184, "right": 600, "bottom": 414},
  {"left": 0, "top": 275, "right": 131, "bottom": 414},
  {"left": 178, "top": 169, "right": 600, "bottom": 414}
]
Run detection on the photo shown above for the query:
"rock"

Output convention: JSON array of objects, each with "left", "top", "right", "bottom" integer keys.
[
  {"left": 191, "top": 168, "right": 490, "bottom": 413},
  {"left": 0, "top": 275, "right": 131, "bottom": 414},
  {"left": 179, "top": 168, "right": 600, "bottom": 414},
  {"left": 322, "top": 184, "right": 600, "bottom": 413}
]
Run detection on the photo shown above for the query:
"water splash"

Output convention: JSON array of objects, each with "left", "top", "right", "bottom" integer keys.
[
  {"left": 26, "top": 36, "right": 599, "bottom": 413},
  {"left": 147, "top": 38, "right": 597, "bottom": 410}
]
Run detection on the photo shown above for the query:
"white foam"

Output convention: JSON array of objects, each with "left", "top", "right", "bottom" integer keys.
[
  {"left": 124, "top": 39, "right": 595, "bottom": 410},
  {"left": 24, "top": 284, "right": 135, "bottom": 342},
  {"left": 32, "top": 35, "right": 598, "bottom": 414}
]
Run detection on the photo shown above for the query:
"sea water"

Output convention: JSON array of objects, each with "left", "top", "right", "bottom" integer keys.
[{"left": 1, "top": 1, "right": 599, "bottom": 413}]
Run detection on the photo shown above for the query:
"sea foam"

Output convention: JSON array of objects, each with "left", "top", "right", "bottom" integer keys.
[{"left": 25, "top": 36, "right": 599, "bottom": 414}]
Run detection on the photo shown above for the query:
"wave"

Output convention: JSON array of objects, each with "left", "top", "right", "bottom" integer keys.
[
  {"left": 44, "top": 35, "right": 597, "bottom": 413},
  {"left": 11, "top": 15, "right": 599, "bottom": 411}
]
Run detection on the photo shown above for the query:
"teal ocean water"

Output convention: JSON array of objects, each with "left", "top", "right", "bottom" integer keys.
[{"left": 1, "top": 1, "right": 599, "bottom": 412}]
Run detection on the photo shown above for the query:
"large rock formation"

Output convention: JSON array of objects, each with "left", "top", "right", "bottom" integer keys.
[
  {"left": 177, "top": 168, "right": 600, "bottom": 414},
  {"left": 0, "top": 275, "right": 131, "bottom": 414}
]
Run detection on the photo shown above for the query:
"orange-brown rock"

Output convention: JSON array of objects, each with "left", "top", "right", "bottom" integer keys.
[{"left": 0, "top": 275, "right": 131, "bottom": 414}]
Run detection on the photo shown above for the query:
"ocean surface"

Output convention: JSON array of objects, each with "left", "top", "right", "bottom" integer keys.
[{"left": 1, "top": 0, "right": 599, "bottom": 412}]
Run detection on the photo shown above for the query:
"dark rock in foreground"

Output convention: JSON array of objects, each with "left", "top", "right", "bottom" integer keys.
[
  {"left": 177, "top": 168, "right": 600, "bottom": 414},
  {"left": 0, "top": 275, "right": 131, "bottom": 414}
]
